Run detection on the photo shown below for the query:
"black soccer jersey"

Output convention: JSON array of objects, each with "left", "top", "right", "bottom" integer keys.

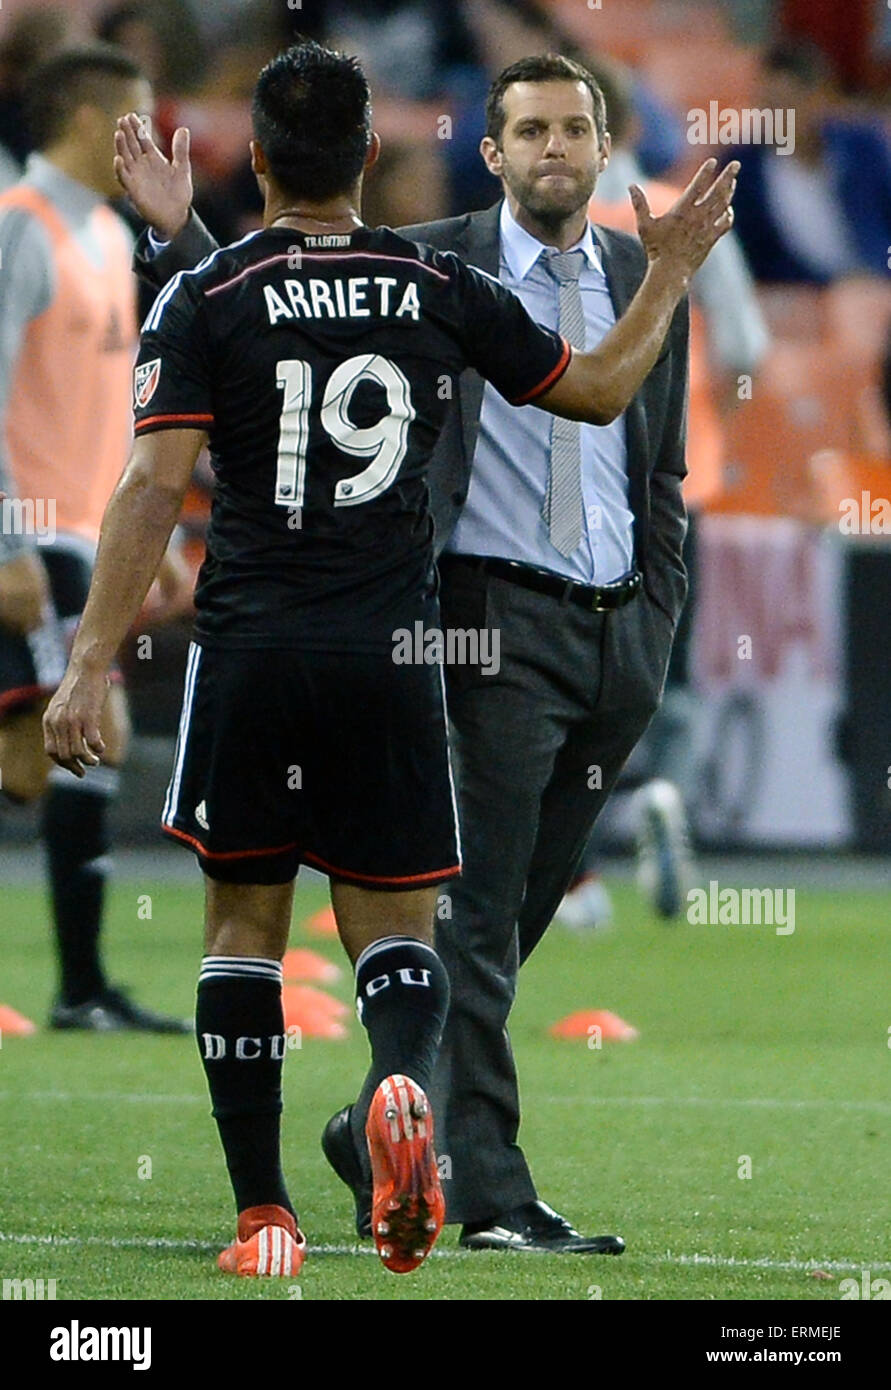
[{"left": 133, "top": 224, "right": 571, "bottom": 650}]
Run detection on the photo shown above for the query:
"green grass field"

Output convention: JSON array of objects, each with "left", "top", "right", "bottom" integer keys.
[{"left": 1, "top": 875, "right": 889, "bottom": 1301}]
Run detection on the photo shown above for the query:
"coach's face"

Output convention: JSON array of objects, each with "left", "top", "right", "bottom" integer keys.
[{"left": 481, "top": 80, "right": 609, "bottom": 224}]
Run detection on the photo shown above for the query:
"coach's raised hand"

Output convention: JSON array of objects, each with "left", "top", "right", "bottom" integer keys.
[
  {"left": 631, "top": 158, "right": 739, "bottom": 283},
  {"left": 114, "top": 113, "right": 193, "bottom": 241},
  {"left": 537, "top": 158, "right": 738, "bottom": 427}
]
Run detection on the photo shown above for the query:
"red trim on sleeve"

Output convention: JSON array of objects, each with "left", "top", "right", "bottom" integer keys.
[
  {"left": 510, "top": 337, "right": 572, "bottom": 406},
  {"left": 134, "top": 413, "right": 214, "bottom": 432}
]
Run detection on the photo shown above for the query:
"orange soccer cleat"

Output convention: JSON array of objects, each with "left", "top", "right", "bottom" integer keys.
[
  {"left": 365, "top": 1074, "right": 445, "bottom": 1274},
  {"left": 217, "top": 1204, "right": 307, "bottom": 1278}
]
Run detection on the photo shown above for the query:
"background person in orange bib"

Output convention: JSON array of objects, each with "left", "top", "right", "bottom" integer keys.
[{"left": 0, "top": 43, "right": 190, "bottom": 1032}]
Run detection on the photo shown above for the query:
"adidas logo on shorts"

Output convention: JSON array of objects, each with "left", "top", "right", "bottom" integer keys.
[{"left": 195, "top": 800, "right": 209, "bottom": 830}]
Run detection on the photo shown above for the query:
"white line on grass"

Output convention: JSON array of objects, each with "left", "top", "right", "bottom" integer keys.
[
  {"left": 1, "top": 1232, "right": 889, "bottom": 1272},
  {"left": 3, "top": 1091, "right": 886, "bottom": 1114},
  {"left": 0, "top": 1091, "right": 205, "bottom": 1105},
  {"left": 541, "top": 1095, "right": 891, "bottom": 1114}
]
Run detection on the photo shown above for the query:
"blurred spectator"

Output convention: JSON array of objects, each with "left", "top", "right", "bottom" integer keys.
[
  {"left": 722, "top": 0, "right": 778, "bottom": 45},
  {"left": 0, "top": 7, "right": 78, "bottom": 187},
  {"left": 279, "top": 0, "right": 480, "bottom": 103},
  {"left": 97, "top": 1, "right": 207, "bottom": 97},
  {"left": 882, "top": 321, "right": 891, "bottom": 431},
  {"left": 781, "top": 0, "right": 880, "bottom": 94},
  {"left": 208, "top": 0, "right": 481, "bottom": 235},
  {"left": 727, "top": 40, "right": 891, "bottom": 283},
  {"left": 97, "top": 3, "right": 164, "bottom": 87}
]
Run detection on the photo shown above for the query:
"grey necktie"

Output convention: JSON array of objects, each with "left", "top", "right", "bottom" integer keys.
[{"left": 542, "top": 248, "right": 586, "bottom": 557}]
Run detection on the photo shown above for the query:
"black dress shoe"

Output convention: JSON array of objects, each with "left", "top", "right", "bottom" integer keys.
[
  {"left": 459, "top": 1199, "right": 625, "bottom": 1254},
  {"left": 321, "top": 1105, "right": 373, "bottom": 1239},
  {"left": 48, "top": 986, "right": 192, "bottom": 1034}
]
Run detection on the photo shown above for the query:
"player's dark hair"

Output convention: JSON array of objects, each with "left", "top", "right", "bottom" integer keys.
[
  {"left": 486, "top": 53, "right": 607, "bottom": 146},
  {"left": 25, "top": 42, "right": 143, "bottom": 149},
  {"left": 252, "top": 41, "right": 372, "bottom": 202}
]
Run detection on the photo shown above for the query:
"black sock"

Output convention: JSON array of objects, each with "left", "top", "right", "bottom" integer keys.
[
  {"left": 350, "top": 936, "right": 450, "bottom": 1158},
  {"left": 41, "top": 767, "right": 118, "bottom": 1006},
  {"left": 196, "top": 956, "right": 294, "bottom": 1219}
]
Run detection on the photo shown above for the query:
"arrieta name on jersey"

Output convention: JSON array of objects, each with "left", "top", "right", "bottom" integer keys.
[{"left": 264, "top": 276, "right": 421, "bottom": 323}]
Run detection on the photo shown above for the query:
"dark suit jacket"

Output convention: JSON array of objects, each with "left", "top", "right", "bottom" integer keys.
[{"left": 134, "top": 201, "right": 690, "bottom": 625}]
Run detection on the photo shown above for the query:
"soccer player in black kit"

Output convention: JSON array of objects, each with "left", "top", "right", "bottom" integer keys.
[{"left": 44, "top": 43, "right": 735, "bottom": 1278}]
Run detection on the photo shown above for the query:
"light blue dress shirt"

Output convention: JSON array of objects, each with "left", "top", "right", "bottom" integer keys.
[{"left": 447, "top": 200, "right": 635, "bottom": 584}]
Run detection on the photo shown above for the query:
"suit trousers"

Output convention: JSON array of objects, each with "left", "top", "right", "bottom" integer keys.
[{"left": 431, "top": 558, "right": 676, "bottom": 1223}]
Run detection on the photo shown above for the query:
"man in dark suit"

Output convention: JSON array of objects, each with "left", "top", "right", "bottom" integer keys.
[{"left": 121, "top": 53, "right": 712, "bottom": 1253}]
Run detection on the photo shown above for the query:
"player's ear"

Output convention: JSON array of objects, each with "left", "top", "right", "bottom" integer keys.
[
  {"left": 250, "top": 139, "right": 268, "bottom": 177},
  {"left": 480, "top": 136, "right": 503, "bottom": 178},
  {"left": 598, "top": 130, "right": 612, "bottom": 172},
  {"left": 364, "top": 132, "right": 381, "bottom": 173}
]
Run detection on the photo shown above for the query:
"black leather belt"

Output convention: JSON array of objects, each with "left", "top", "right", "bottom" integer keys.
[{"left": 441, "top": 554, "right": 643, "bottom": 613}]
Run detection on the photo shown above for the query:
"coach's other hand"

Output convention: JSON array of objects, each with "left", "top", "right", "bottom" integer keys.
[
  {"left": 43, "top": 665, "right": 109, "bottom": 778},
  {"left": 0, "top": 551, "right": 50, "bottom": 635},
  {"left": 114, "top": 113, "right": 193, "bottom": 242},
  {"left": 631, "top": 158, "right": 739, "bottom": 282}
]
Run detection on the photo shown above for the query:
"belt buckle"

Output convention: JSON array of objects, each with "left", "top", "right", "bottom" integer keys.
[{"left": 590, "top": 571, "right": 639, "bottom": 612}]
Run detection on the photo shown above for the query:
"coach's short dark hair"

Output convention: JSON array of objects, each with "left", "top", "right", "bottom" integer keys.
[
  {"left": 252, "top": 41, "right": 372, "bottom": 201},
  {"left": 25, "top": 43, "right": 143, "bottom": 150},
  {"left": 485, "top": 53, "right": 607, "bottom": 145}
]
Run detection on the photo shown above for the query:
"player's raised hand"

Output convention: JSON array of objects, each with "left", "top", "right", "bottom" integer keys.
[
  {"left": 114, "top": 113, "right": 193, "bottom": 241},
  {"left": 630, "top": 158, "right": 739, "bottom": 282},
  {"left": 43, "top": 665, "right": 109, "bottom": 779}
]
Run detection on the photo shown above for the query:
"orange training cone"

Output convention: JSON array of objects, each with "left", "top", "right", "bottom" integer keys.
[
  {"left": 549, "top": 1009, "right": 639, "bottom": 1042},
  {"left": 302, "top": 906, "right": 338, "bottom": 937},
  {"left": 282, "top": 984, "right": 350, "bottom": 1039},
  {"left": 282, "top": 948, "right": 342, "bottom": 984},
  {"left": 0, "top": 1004, "right": 37, "bottom": 1036}
]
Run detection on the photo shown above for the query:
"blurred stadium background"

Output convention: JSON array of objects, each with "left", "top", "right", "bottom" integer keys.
[{"left": 1, "top": 0, "right": 890, "bottom": 1303}]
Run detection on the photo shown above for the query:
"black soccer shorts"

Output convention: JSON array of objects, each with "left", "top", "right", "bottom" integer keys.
[
  {"left": 0, "top": 546, "right": 121, "bottom": 722},
  {"left": 161, "top": 641, "right": 463, "bottom": 888}
]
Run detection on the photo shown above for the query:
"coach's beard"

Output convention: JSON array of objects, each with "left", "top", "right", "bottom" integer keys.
[{"left": 508, "top": 164, "right": 598, "bottom": 234}]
